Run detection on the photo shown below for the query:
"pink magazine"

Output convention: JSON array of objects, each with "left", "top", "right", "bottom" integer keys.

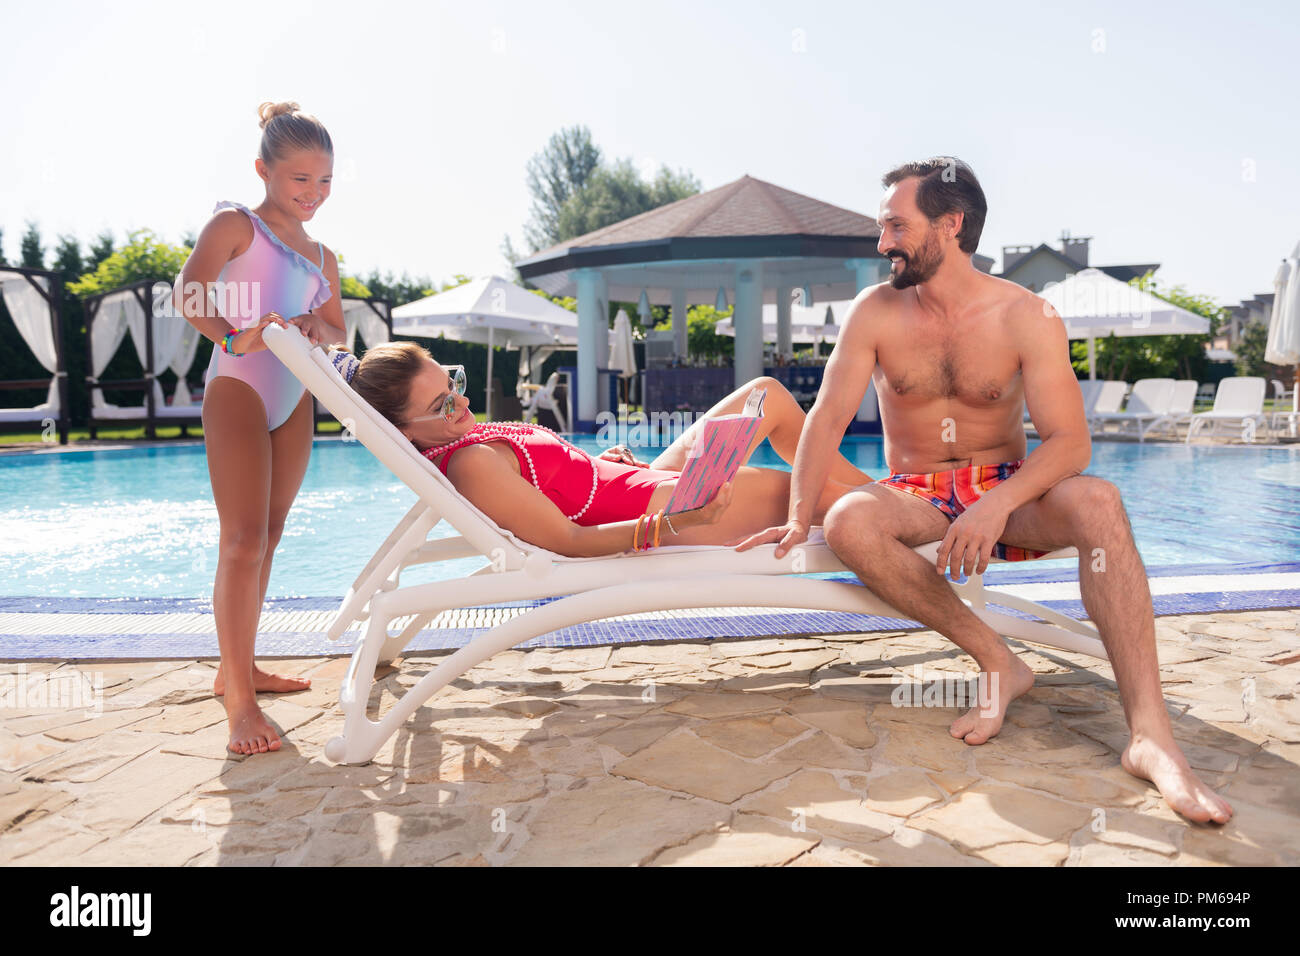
[{"left": 665, "top": 388, "right": 767, "bottom": 514}]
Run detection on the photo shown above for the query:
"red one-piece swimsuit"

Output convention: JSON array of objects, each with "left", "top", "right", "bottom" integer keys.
[{"left": 423, "top": 422, "right": 678, "bottom": 525}]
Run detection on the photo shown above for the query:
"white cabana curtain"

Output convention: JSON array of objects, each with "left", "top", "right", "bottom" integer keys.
[
  {"left": 92, "top": 286, "right": 201, "bottom": 410},
  {"left": 168, "top": 319, "right": 201, "bottom": 405},
  {"left": 343, "top": 300, "right": 390, "bottom": 352},
  {"left": 1, "top": 274, "right": 61, "bottom": 413},
  {"left": 90, "top": 291, "right": 139, "bottom": 410}
]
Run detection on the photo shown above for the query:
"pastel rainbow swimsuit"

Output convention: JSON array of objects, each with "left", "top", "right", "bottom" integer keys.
[
  {"left": 424, "top": 422, "right": 679, "bottom": 525},
  {"left": 202, "top": 201, "right": 333, "bottom": 430}
]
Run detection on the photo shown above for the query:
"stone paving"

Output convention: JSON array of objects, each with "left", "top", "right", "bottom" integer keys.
[{"left": 2, "top": 608, "right": 1298, "bottom": 866}]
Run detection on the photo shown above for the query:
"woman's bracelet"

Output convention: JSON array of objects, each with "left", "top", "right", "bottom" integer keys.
[
  {"left": 632, "top": 514, "right": 643, "bottom": 552},
  {"left": 652, "top": 511, "right": 662, "bottom": 549},
  {"left": 664, "top": 512, "right": 679, "bottom": 536}
]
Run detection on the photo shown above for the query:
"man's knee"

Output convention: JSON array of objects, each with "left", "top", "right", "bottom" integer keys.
[
  {"left": 824, "top": 491, "right": 895, "bottom": 553},
  {"left": 1045, "top": 476, "right": 1128, "bottom": 531}
]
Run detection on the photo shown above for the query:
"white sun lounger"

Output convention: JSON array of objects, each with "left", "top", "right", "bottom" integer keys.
[
  {"left": 1024, "top": 379, "right": 1104, "bottom": 428},
  {"left": 264, "top": 324, "right": 1106, "bottom": 766},
  {"left": 520, "top": 371, "right": 568, "bottom": 431},
  {"left": 1137, "top": 380, "right": 1199, "bottom": 441},
  {"left": 1091, "top": 378, "right": 1176, "bottom": 441},
  {"left": 1085, "top": 381, "right": 1129, "bottom": 434},
  {"left": 1185, "top": 376, "right": 1269, "bottom": 443}
]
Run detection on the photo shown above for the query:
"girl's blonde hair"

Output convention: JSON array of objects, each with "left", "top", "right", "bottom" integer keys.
[
  {"left": 332, "top": 341, "right": 432, "bottom": 426},
  {"left": 257, "top": 101, "right": 333, "bottom": 164}
]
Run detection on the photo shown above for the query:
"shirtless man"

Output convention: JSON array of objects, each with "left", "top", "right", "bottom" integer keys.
[{"left": 738, "top": 157, "right": 1232, "bottom": 825}]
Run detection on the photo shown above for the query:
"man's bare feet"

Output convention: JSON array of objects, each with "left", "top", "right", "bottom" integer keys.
[
  {"left": 1122, "top": 733, "right": 1233, "bottom": 824},
  {"left": 948, "top": 651, "right": 1035, "bottom": 745},
  {"left": 213, "top": 664, "right": 311, "bottom": 697},
  {"left": 225, "top": 698, "right": 283, "bottom": 756}
]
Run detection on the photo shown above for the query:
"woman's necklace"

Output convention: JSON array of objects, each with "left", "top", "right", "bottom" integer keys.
[{"left": 422, "top": 421, "right": 599, "bottom": 521}]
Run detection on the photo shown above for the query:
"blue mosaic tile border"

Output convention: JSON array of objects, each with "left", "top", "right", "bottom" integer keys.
[
  {"left": 3, "top": 561, "right": 1298, "bottom": 615},
  {"left": 3, "top": 589, "right": 1298, "bottom": 661}
]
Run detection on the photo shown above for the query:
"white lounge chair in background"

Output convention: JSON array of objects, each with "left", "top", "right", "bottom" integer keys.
[
  {"left": 520, "top": 371, "right": 568, "bottom": 432},
  {"left": 263, "top": 323, "right": 1106, "bottom": 766},
  {"left": 1077, "top": 379, "right": 1105, "bottom": 417},
  {"left": 1185, "top": 376, "right": 1269, "bottom": 443},
  {"left": 1091, "top": 378, "right": 1176, "bottom": 441},
  {"left": 1139, "top": 380, "right": 1199, "bottom": 441},
  {"left": 1271, "top": 379, "right": 1294, "bottom": 403},
  {"left": 1196, "top": 382, "right": 1217, "bottom": 404},
  {"left": 1026, "top": 379, "right": 1104, "bottom": 432},
  {"left": 1086, "top": 381, "right": 1129, "bottom": 434}
]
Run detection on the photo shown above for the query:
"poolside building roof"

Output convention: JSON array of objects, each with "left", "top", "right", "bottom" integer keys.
[{"left": 516, "top": 174, "right": 900, "bottom": 427}]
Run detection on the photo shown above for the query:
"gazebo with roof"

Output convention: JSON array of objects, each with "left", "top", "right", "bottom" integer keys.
[{"left": 515, "top": 174, "right": 889, "bottom": 429}]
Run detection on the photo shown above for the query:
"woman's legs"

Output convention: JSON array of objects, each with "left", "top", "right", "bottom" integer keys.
[
  {"left": 645, "top": 466, "right": 858, "bottom": 547},
  {"left": 649, "top": 376, "right": 873, "bottom": 485},
  {"left": 202, "top": 377, "right": 280, "bottom": 755},
  {"left": 212, "top": 389, "right": 315, "bottom": 697}
]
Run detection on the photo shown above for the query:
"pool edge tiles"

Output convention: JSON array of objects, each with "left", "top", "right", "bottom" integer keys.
[{"left": 1, "top": 561, "right": 1298, "bottom": 660}]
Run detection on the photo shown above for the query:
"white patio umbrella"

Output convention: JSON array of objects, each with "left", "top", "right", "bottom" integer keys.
[
  {"left": 1266, "top": 241, "right": 1300, "bottom": 417},
  {"left": 1040, "top": 268, "right": 1210, "bottom": 379},
  {"left": 608, "top": 309, "right": 638, "bottom": 405},
  {"left": 715, "top": 299, "right": 847, "bottom": 344},
  {"left": 391, "top": 275, "right": 578, "bottom": 418}
]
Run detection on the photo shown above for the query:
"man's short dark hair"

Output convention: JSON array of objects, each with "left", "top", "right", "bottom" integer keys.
[{"left": 881, "top": 157, "right": 987, "bottom": 255}]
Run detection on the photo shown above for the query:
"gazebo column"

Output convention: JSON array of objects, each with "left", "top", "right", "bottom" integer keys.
[
  {"left": 733, "top": 261, "right": 764, "bottom": 389},
  {"left": 848, "top": 258, "right": 888, "bottom": 424},
  {"left": 671, "top": 287, "right": 688, "bottom": 361},
  {"left": 775, "top": 285, "right": 793, "bottom": 362},
  {"left": 576, "top": 268, "right": 602, "bottom": 427}
]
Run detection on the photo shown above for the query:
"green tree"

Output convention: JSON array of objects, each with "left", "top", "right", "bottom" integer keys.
[
  {"left": 0, "top": 226, "right": 7, "bottom": 266},
  {"left": 556, "top": 158, "right": 699, "bottom": 240},
  {"left": 355, "top": 269, "right": 436, "bottom": 308},
  {"left": 67, "top": 229, "right": 190, "bottom": 296},
  {"left": 20, "top": 222, "right": 44, "bottom": 269},
  {"left": 522, "top": 125, "right": 602, "bottom": 252},
  {"left": 53, "top": 235, "right": 83, "bottom": 278},
  {"left": 87, "top": 231, "right": 115, "bottom": 272},
  {"left": 1234, "top": 321, "right": 1270, "bottom": 376},
  {"left": 655, "top": 304, "right": 734, "bottom": 360}
]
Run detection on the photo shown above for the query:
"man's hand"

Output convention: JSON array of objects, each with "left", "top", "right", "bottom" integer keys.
[
  {"left": 935, "top": 497, "right": 1010, "bottom": 579},
  {"left": 734, "top": 520, "right": 809, "bottom": 557}
]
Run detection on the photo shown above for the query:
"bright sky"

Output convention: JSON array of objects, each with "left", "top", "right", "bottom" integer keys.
[{"left": 4, "top": 0, "right": 1297, "bottom": 307}]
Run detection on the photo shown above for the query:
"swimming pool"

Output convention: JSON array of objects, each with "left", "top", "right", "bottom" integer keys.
[{"left": 2, "top": 436, "right": 1298, "bottom": 599}]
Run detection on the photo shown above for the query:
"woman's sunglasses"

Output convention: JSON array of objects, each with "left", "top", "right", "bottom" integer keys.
[{"left": 405, "top": 365, "right": 467, "bottom": 424}]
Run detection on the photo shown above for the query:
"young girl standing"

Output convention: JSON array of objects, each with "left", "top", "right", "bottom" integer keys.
[{"left": 176, "top": 101, "right": 345, "bottom": 756}]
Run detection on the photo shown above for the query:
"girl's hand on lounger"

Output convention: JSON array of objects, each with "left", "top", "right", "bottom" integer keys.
[
  {"left": 233, "top": 312, "right": 291, "bottom": 353},
  {"left": 733, "top": 519, "right": 808, "bottom": 557}
]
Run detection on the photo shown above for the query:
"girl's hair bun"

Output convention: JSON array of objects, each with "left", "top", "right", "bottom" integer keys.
[
  {"left": 258, "top": 101, "right": 301, "bottom": 129},
  {"left": 256, "top": 100, "right": 333, "bottom": 163}
]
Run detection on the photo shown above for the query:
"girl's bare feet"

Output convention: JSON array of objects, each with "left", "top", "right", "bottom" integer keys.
[
  {"left": 213, "top": 664, "right": 311, "bottom": 696},
  {"left": 1122, "top": 733, "right": 1234, "bottom": 824},
  {"left": 224, "top": 698, "right": 282, "bottom": 755}
]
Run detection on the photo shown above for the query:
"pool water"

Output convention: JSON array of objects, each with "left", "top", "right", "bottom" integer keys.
[{"left": 2, "top": 437, "right": 1298, "bottom": 599}]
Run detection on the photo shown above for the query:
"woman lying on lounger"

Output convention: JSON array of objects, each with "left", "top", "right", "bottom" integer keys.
[{"left": 328, "top": 342, "right": 874, "bottom": 557}]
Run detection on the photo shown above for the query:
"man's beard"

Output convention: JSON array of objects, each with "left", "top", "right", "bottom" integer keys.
[{"left": 886, "top": 228, "right": 944, "bottom": 289}]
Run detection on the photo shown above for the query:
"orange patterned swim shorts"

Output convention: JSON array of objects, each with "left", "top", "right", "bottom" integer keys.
[{"left": 878, "top": 459, "right": 1051, "bottom": 562}]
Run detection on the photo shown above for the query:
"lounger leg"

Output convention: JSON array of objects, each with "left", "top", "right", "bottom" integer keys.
[
  {"left": 327, "top": 610, "right": 395, "bottom": 764},
  {"left": 377, "top": 611, "right": 436, "bottom": 665}
]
